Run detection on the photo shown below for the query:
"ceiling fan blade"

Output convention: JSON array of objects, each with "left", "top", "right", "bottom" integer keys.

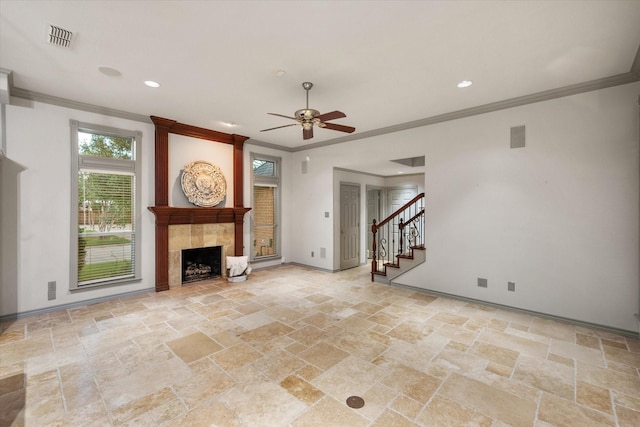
[
  {"left": 267, "top": 112, "right": 297, "bottom": 120},
  {"left": 303, "top": 127, "right": 313, "bottom": 140},
  {"left": 315, "top": 110, "right": 346, "bottom": 122},
  {"left": 322, "top": 122, "right": 356, "bottom": 134},
  {"left": 260, "top": 123, "right": 298, "bottom": 132}
]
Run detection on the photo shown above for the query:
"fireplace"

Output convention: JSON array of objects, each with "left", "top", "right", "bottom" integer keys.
[
  {"left": 182, "top": 246, "right": 222, "bottom": 284},
  {"left": 148, "top": 116, "right": 251, "bottom": 292}
]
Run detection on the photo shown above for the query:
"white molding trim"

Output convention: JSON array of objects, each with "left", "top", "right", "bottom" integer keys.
[
  {"left": 0, "top": 69, "right": 12, "bottom": 105},
  {"left": 10, "top": 86, "right": 152, "bottom": 124},
  {"left": 0, "top": 288, "right": 155, "bottom": 322},
  {"left": 288, "top": 72, "right": 640, "bottom": 152},
  {"left": 391, "top": 281, "right": 639, "bottom": 339},
  {"left": 6, "top": 70, "right": 640, "bottom": 153}
]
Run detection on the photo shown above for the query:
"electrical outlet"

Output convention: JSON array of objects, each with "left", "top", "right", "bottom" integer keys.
[
  {"left": 320, "top": 248, "right": 326, "bottom": 258},
  {"left": 47, "top": 281, "right": 56, "bottom": 300},
  {"left": 311, "top": 251, "right": 314, "bottom": 257},
  {"left": 477, "top": 278, "right": 488, "bottom": 288},
  {"left": 508, "top": 281, "right": 515, "bottom": 292}
]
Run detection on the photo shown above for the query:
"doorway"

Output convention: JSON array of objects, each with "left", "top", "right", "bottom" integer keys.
[
  {"left": 340, "top": 183, "right": 360, "bottom": 270},
  {"left": 387, "top": 186, "right": 418, "bottom": 252}
]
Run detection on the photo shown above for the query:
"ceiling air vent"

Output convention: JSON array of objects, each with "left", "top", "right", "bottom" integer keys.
[{"left": 47, "top": 24, "right": 73, "bottom": 48}]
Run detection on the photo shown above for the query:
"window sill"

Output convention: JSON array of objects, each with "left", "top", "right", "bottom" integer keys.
[
  {"left": 250, "top": 255, "right": 281, "bottom": 264},
  {"left": 70, "top": 276, "right": 143, "bottom": 293}
]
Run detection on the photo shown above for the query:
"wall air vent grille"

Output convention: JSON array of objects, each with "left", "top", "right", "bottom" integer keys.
[{"left": 47, "top": 24, "right": 73, "bottom": 48}]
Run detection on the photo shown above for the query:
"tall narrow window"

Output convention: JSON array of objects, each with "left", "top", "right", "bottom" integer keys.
[
  {"left": 251, "top": 154, "right": 280, "bottom": 260},
  {"left": 70, "top": 121, "right": 142, "bottom": 289}
]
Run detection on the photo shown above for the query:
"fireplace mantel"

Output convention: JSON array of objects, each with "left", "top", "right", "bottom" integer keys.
[
  {"left": 149, "top": 116, "right": 251, "bottom": 291},
  {"left": 148, "top": 206, "right": 251, "bottom": 226}
]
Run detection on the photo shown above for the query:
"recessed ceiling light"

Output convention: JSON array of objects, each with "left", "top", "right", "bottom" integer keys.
[
  {"left": 457, "top": 80, "right": 473, "bottom": 88},
  {"left": 274, "top": 69, "right": 286, "bottom": 78},
  {"left": 98, "top": 66, "right": 121, "bottom": 77},
  {"left": 397, "top": 171, "right": 404, "bottom": 174},
  {"left": 221, "top": 121, "right": 236, "bottom": 127},
  {"left": 144, "top": 80, "right": 160, "bottom": 88}
]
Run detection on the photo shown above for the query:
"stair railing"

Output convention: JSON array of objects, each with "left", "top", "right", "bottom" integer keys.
[{"left": 371, "top": 193, "right": 425, "bottom": 281}]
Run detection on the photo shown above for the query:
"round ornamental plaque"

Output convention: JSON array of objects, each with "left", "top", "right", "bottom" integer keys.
[{"left": 180, "top": 161, "right": 227, "bottom": 207}]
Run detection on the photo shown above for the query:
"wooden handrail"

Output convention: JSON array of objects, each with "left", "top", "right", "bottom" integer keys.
[
  {"left": 371, "top": 192, "right": 425, "bottom": 280},
  {"left": 400, "top": 207, "right": 425, "bottom": 230},
  {"left": 373, "top": 192, "right": 425, "bottom": 230}
]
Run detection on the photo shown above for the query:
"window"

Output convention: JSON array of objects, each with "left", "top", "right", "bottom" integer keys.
[
  {"left": 251, "top": 154, "right": 280, "bottom": 260},
  {"left": 70, "top": 121, "right": 142, "bottom": 289}
]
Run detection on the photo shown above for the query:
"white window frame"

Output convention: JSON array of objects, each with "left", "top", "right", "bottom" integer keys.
[
  {"left": 70, "top": 120, "right": 142, "bottom": 290},
  {"left": 250, "top": 153, "right": 281, "bottom": 261}
]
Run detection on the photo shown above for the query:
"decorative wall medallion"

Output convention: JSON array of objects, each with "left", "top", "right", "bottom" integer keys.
[{"left": 181, "top": 161, "right": 227, "bottom": 207}]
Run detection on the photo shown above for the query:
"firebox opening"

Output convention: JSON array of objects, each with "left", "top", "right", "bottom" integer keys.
[{"left": 181, "top": 246, "right": 222, "bottom": 284}]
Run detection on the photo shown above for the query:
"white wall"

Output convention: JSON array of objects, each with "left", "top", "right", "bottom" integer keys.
[
  {"left": 397, "top": 84, "right": 640, "bottom": 332},
  {"left": 1, "top": 83, "right": 637, "bottom": 333},
  {"left": 384, "top": 173, "right": 425, "bottom": 195},
  {"left": 290, "top": 139, "right": 428, "bottom": 271},
  {"left": 0, "top": 100, "right": 293, "bottom": 316},
  {"left": 168, "top": 134, "right": 234, "bottom": 207},
  {"left": 292, "top": 83, "right": 639, "bottom": 332},
  {"left": 328, "top": 170, "right": 425, "bottom": 271},
  {"left": 0, "top": 150, "right": 25, "bottom": 316},
  {"left": 1, "top": 100, "right": 156, "bottom": 316},
  {"left": 332, "top": 169, "right": 385, "bottom": 269}
]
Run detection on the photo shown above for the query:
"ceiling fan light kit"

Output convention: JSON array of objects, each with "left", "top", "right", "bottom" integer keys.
[{"left": 261, "top": 82, "right": 355, "bottom": 140}]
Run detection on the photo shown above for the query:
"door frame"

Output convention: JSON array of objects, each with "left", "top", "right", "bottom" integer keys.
[{"left": 339, "top": 182, "right": 361, "bottom": 271}]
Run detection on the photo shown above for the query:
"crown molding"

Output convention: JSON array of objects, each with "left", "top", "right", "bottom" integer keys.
[
  {"left": 334, "top": 166, "right": 385, "bottom": 178},
  {"left": 7, "top": 68, "right": 639, "bottom": 153},
  {"left": 10, "top": 87, "right": 153, "bottom": 124},
  {"left": 245, "top": 138, "right": 295, "bottom": 152},
  {"left": 289, "top": 72, "right": 640, "bottom": 152},
  {"left": 334, "top": 166, "right": 425, "bottom": 179}
]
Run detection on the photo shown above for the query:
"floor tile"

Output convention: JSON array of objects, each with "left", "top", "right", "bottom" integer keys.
[
  {"left": 291, "top": 396, "right": 369, "bottom": 427},
  {"left": 2, "top": 264, "right": 637, "bottom": 426},
  {"left": 166, "top": 331, "right": 223, "bottom": 363},
  {"left": 439, "top": 372, "right": 536, "bottom": 425},
  {"left": 538, "top": 392, "right": 614, "bottom": 426},
  {"left": 417, "top": 395, "right": 493, "bottom": 426}
]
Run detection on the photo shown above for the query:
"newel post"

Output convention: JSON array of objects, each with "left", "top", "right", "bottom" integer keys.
[
  {"left": 398, "top": 217, "right": 405, "bottom": 255},
  {"left": 371, "top": 219, "right": 378, "bottom": 281}
]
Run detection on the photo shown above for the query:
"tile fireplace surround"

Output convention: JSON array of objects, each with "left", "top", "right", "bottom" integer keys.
[{"left": 168, "top": 224, "right": 234, "bottom": 289}]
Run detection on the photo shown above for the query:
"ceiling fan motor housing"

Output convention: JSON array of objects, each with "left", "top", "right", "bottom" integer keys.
[{"left": 295, "top": 109, "right": 320, "bottom": 121}]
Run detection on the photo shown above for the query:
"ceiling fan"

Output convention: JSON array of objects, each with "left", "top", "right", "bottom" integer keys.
[{"left": 260, "top": 82, "right": 356, "bottom": 140}]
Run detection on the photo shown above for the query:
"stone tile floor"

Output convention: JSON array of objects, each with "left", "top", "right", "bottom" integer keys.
[{"left": 1, "top": 264, "right": 639, "bottom": 426}]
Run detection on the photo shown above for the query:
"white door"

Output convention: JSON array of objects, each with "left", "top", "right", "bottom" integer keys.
[
  {"left": 340, "top": 183, "right": 360, "bottom": 270},
  {"left": 387, "top": 187, "right": 418, "bottom": 218}
]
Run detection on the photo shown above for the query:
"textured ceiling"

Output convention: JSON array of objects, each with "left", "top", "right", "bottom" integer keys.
[{"left": 1, "top": 1, "right": 639, "bottom": 174}]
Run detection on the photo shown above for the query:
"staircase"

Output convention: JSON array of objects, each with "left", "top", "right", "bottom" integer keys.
[{"left": 371, "top": 193, "right": 425, "bottom": 284}]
